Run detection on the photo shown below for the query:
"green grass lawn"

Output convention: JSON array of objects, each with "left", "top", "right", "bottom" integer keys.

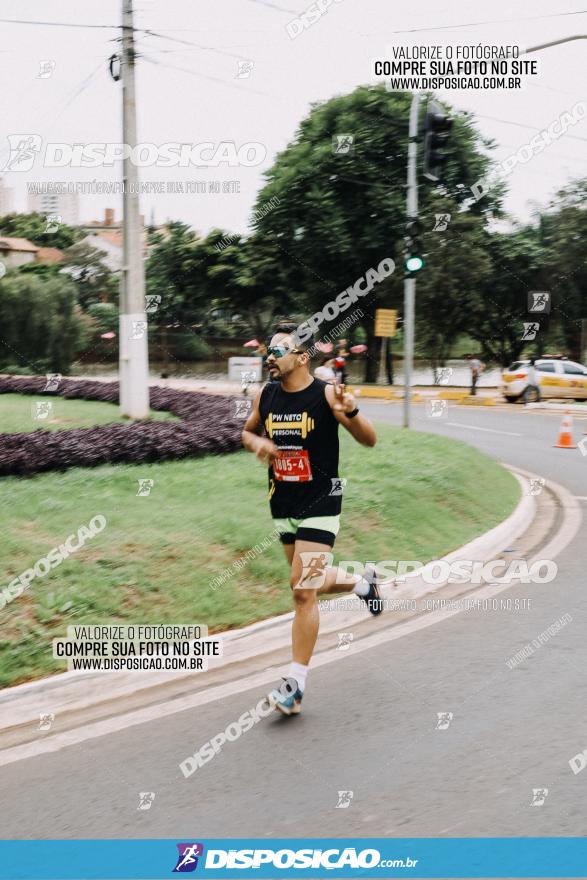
[
  {"left": 0, "top": 424, "right": 520, "bottom": 687},
  {"left": 0, "top": 393, "right": 176, "bottom": 433}
]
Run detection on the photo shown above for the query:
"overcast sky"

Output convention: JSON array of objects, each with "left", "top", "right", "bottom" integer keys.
[{"left": 1, "top": 0, "right": 586, "bottom": 233}]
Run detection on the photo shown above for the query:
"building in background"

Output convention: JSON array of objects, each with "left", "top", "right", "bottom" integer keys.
[
  {"left": 80, "top": 208, "right": 169, "bottom": 270},
  {"left": 27, "top": 190, "right": 80, "bottom": 226},
  {"left": 0, "top": 237, "right": 38, "bottom": 268},
  {"left": 81, "top": 231, "right": 122, "bottom": 273},
  {"left": 35, "top": 246, "right": 64, "bottom": 265},
  {"left": 0, "top": 178, "right": 15, "bottom": 215},
  {"left": 0, "top": 237, "right": 65, "bottom": 268}
]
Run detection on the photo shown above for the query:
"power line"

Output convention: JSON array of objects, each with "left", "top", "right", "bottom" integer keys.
[
  {"left": 0, "top": 16, "right": 264, "bottom": 61},
  {"left": 245, "top": 0, "right": 300, "bottom": 15},
  {"left": 495, "top": 142, "right": 587, "bottom": 163},
  {"left": 477, "top": 114, "right": 587, "bottom": 143},
  {"left": 0, "top": 60, "right": 105, "bottom": 166},
  {"left": 0, "top": 17, "right": 121, "bottom": 29},
  {"left": 140, "top": 28, "right": 247, "bottom": 61},
  {"left": 139, "top": 44, "right": 262, "bottom": 52},
  {"left": 390, "top": 8, "right": 587, "bottom": 34},
  {"left": 140, "top": 54, "right": 277, "bottom": 99},
  {"left": 52, "top": 62, "right": 105, "bottom": 124},
  {"left": 528, "top": 82, "right": 587, "bottom": 102},
  {"left": 145, "top": 27, "right": 267, "bottom": 33}
]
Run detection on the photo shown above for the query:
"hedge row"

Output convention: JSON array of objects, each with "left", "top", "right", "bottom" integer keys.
[{"left": 0, "top": 377, "right": 243, "bottom": 476}]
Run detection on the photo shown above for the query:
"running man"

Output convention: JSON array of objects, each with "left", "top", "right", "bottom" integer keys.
[{"left": 242, "top": 321, "right": 381, "bottom": 716}]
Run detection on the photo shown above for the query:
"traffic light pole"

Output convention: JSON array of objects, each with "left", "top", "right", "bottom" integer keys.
[
  {"left": 119, "top": 0, "right": 149, "bottom": 418},
  {"left": 403, "top": 91, "right": 421, "bottom": 429}
]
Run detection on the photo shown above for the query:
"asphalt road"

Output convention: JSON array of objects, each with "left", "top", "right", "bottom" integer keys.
[{"left": 1, "top": 402, "right": 586, "bottom": 840}]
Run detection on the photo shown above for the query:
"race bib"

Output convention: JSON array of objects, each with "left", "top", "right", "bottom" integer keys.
[{"left": 273, "top": 449, "right": 312, "bottom": 482}]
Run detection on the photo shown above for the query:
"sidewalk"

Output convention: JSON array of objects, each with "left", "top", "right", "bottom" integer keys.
[{"left": 69, "top": 373, "right": 502, "bottom": 404}]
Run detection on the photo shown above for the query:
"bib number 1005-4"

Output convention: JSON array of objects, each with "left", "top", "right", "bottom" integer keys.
[{"left": 273, "top": 449, "right": 312, "bottom": 482}]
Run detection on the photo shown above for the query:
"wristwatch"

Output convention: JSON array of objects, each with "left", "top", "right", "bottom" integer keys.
[{"left": 346, "top": 407, "right": 360, "bottom": 419}]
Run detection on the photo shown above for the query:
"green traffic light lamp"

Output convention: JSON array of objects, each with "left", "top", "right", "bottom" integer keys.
[{"left": 405, "top": 255, "right": 425, "bottom": 273}]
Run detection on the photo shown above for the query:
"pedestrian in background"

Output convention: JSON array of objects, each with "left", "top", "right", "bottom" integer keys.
[
  {"left": 333, "top": 338, "right": 349, "bottom": 384},
  {"left": 468, "top": 354, "right": 485, "bottom": 396},
  {"left": 524, "top": 357, "right": 541, "bottom": 404},
  {"left": 333, "top": 356, "right": 347, "bottom": 385},
  {"left": 335, "top": 338, "right": 349, "bottom": 358},
  {"left": 314, "top": 357, "right": 336, "bottom": 383}
]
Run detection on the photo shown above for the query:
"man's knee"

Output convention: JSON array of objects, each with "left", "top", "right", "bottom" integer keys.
[{"left": 291, "top": 585, "right": 317, "bottom": 605}]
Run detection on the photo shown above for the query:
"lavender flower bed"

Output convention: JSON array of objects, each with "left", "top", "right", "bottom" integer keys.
[{"left": 0, "top": 377, "right": 243, "bottom": 476}]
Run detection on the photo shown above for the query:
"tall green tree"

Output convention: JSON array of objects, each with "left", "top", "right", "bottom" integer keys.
[
  {"left": 251, "top": 85, "right": 500, "bottom": 379},
  {"left": 468, "top": 227, "right": 545, "bottom": 366},
  {"left": 62, "top": 240, "right": 117, "bottom": 308},
  {"left": 415, "top": 201, "right": 492, "bottom": 372},
  {"left": 206, "top": 232, "right": 297, "bottom": 341},
  {"left": 146, "top": 222, "right": 222, "bottom": 369},
  {"left": 541, "top": 178, "right": 587, "bottom": 361},
  {"left": 146, "top": 222, "right": 212, "bottom": 326}
]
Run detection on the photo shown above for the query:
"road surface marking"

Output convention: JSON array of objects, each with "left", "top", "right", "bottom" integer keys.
[{"left": 446, "top": 422, "right": 522, "bottom": 437}]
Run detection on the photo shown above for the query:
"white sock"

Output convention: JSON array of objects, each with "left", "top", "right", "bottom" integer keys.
[
  {"left": 352, "top": 575, "right": 370, "bottom": 597},
  {"left": 288, "top": 661, "right": 309, "bottom": 692}
]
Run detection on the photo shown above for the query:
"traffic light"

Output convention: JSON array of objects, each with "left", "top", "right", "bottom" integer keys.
[
  {"left": 423, "top": 100, "right": 453, "bottom": 182},
  {"left": 404, "top": 218, "right": 424, "bottom": 274}
]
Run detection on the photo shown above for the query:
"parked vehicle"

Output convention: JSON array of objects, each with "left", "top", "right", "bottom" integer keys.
[{"left": 501, "top": 357, "right": 587, "bottom": 402}]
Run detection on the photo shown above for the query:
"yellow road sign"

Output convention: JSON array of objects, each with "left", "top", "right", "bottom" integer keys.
[{"left": 375, "top": 308, "right": 397, "bottom": 337}]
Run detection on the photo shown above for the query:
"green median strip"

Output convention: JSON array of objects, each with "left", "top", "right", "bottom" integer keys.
[
  {"left": 0, "top": 393, "right": 176, "bottom": 433},
  {"left": 0, "top": 423, "right": 520, "bottom": 688}
]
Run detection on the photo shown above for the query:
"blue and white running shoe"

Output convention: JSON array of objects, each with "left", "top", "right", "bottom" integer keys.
[{"left": 270, "top": 677, "right": 303, "bottom": 716}]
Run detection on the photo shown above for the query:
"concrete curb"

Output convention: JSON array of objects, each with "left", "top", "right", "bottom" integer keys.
[
  {"left": 0, "top": 467, "right": 533, "bottom": 734},
  {"left": 353, "top": 386, "right": 498, "bottom": 404}
]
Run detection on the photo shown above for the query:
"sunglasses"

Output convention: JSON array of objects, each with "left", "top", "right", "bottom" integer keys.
[{"left": 267, "top": 345, "right": 302, "bottom": 358}]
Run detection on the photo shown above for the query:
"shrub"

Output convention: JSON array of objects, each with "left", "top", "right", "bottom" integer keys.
[
  {"left": 169, "top": 332, "right": 212, "bottom": 360},
  {"left": 0, "top": 377, "right": 242, "bottom": 476},
  {"left": 0, "top": 274, "right": 86, "bottom": 373},
  {"left": 0, "top": 365, "right": 35, "bottom": 375}
]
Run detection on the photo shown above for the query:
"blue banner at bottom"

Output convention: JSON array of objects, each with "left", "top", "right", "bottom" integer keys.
[{"left": 1, "top": 838, "right": 587, "bottom": 879}]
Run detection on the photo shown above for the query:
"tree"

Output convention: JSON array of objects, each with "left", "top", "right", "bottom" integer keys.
[
  {"left": 414, "top": 200, "right": 492, "bottom": 373},
  {"left": 541, "top": 178, "right": 587, "bottom": 361},
  {"left": 0, "top": 273, "right": 87, "bottom": 372},
  {"left": 250, "top": 85, "right": 500, "bottom": 380},
  {"left": 86, "top": 302, "right": 118, "bottom": 335},
  {"left": 205, "top": 231, "right": 297, "bottom": 342},
  {"left": 146, "top": 222, "right": 216, "bottom": 370},
  {"left": 147, "top": 222, "right": 202, "bottom": 324},
  {"left": 61, "top": 240, "right": 117, "bottom": 308},
  {"left": 468, "top": 227, "right": 545, "bottom": 366},
  {"left": 0, "top": 212, "right": 81, "bottom": 250}
]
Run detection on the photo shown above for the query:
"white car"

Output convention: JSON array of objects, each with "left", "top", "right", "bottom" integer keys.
[{"left": 501, "top": 358, "right": 587, "bottom": 402}]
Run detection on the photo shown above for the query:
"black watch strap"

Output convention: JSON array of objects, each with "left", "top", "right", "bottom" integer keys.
[{"left": 346, "top": 407, "right": 360, "bottom": 419}]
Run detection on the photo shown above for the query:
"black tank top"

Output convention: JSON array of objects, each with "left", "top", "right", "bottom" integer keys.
[{"left": 259, "top": 377, "right": 341, "bottom": 518}]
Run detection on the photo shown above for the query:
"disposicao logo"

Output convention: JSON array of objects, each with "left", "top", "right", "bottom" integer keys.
[{"left": 173, "top": 843, "right": 204, "bottom": 872}]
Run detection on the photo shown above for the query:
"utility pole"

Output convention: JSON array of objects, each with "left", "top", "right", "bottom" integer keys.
[
  {"left": 119, "top": 0, "right": 149, "bottom": 417},
  {"left": 403, "top": 92, "right": 421, "bottom": 429}
]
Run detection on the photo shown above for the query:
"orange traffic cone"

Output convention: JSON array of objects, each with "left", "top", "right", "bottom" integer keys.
[{"left": 554, "top": 411, "right": 576, "bottom": 448}]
